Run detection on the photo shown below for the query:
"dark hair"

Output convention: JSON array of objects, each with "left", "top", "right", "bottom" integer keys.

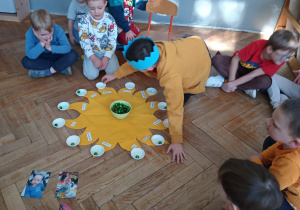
[
  {"left": 266, "top": 30, "right": 298, "bottom": 51},
  {"left": 280, "top": 98, "right": 300, "bottom": 138},
  {"left": 219, "top": 158, "right": 283, "bottom": 210},
  {"left": 125, "top": 39, "right": 155, "bottom": 62}
]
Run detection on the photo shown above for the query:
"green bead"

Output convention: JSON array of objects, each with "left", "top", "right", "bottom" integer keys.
[
  {"left": 54, "top": 123, "right": 58, "bottom": 126},
  {"left": 94, "top": 152, "right": 98, "bottom": 155},
  {"left": 164, "top": 106, "right": 167, "bottom": 109},
  {"left": 71, "top": 143, "right": 75, "bottom": 146},
  {"left": 135, "top": 155, "right": 139, "bottom": 159},
  {"left": 77, "top": 90, "right": 80, "bottom": 93},
  {"left": 59, "top": 106, "right": 63, "bottom": 109},
  {"left": 158, "top": 141, "right": 162, "bottom": 144}
]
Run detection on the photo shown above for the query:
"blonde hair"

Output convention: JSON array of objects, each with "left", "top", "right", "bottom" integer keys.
[
  {"left": 30, "top": 9, "right": 53, "bottom": 32},
  {"left": 86, "top": 0, "right": 107, "bottom": 4}
]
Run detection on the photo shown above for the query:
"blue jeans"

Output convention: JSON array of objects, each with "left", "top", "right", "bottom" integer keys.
[
  {"left": 135, "top": 0, "right": 147, "bottom": 10},
  {"left": 22, "top": 50, "right": 78, "bottom": 73},
  {"left": 263, "top": 136, "right": 293, "bottom": 210}
]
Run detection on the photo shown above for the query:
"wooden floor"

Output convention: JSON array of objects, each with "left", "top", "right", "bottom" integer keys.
[{"left": 0, "top": 15, "right": 295, "bottom": 210}]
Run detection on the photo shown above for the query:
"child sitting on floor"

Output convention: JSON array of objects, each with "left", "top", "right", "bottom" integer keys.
[
  {"left": 219, "top": 158, "right": 282, "bottom": 210},
  {"left": 251, "top": 98, "right": 300, "bottom": 209},
  {"left": 206, "top": 30, "right": 298, "bottom": 98},
  {"left": 22, "top": 9, "right": 78, "bottom": 78},
  {"left": 101, "top": 36, "right": 211, "bottom": 164},
  {"left": 67, "top": 0, "right": 89, "bottom": 45},
  {"left": 79, "top": 0, "right": 119, "bottom": 80}
]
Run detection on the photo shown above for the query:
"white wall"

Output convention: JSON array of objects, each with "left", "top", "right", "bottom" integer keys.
[{"left": 29, "top": 0, "right": 285, "bottom": 34}]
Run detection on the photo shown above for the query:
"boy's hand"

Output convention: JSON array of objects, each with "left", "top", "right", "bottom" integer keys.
[
  {"left": 221, "top": 81, "right": 237, "bottom": 93},
  {"left": 125, "top": 30, "right": 136, "bottom": 42},
  {"left": 101, "top": 74, "right": 116, "bottom": 84},
  {"left": 32, "top": 29, "right": 46, "bottom": 47},
  {"left": 44, "top": 35, "right": 53, "bottom": 51},
  {"left": 90, "top": 55, "right": 103, "bottom": 69},
  {"left": 293, "top": 70, "right": 300, "bottom": 85},
  {"left": 99, "top": 56, "right": 109, "bottom": 70},
  {"left": 69, "top": 35, "right": 77, "bottom": 45},
  {"left": 166, "top": 143, "right": 187, "bottom": 164}
]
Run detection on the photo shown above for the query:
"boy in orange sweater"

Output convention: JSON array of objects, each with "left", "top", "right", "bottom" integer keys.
[
  {"left": 101, "top": 36, "right": 211, "bottom": 163},
  {"left": 251, "top": 98, "right": 300, "bottom": 209}
]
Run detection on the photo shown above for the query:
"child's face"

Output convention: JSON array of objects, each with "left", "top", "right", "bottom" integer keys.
[
  {"left": 31, "top": 175, "right": 43, "bottom": 187},
  {"left": 34, "top": 28, "right": 53, "bottom": 42},
  {"left": 64, "top": 177, "right": 72, "bottom": 185},
  {"left": 87, "top": 0, "right": 107, "bottom": 20},
  {"left": 266, "top": 106, "right": 294, "bottom": 147},
  {"left": 269, "top": 48, "right": 295, "bottom": 65}
]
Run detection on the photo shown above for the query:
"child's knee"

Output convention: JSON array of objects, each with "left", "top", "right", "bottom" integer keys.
[
  {"left": 83, "top": 69, "right": 99, "bottom": 80},
  {"left": 21, "top": 56, "right": 31, "bottom": 68},
  {"left": 68, "top": 50, "right": 79, "bottom": 63}
]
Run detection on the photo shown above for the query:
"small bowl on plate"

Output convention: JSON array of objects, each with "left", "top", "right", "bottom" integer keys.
[
  {"left": 125, "top": 82, "right": 135, "bottom": 89},
  {"left": 57, "top": 102, "right": 70, "bottom": 111},
  {"left": 146, "top": 87, "right": 157, "bottom": 95},
  {"left": 131, "top": 148, "right": 145, "bottom": 160},
  {"left": 151, "top": 134, "right": 165, "bottom": 145},
  {"left": 52, "top": 118, "right": 65, "bottom": 128},
  {"left": 66, "top": 135, "right": 80, "bottom": 147},
  {"left": 90, "top": 145, "right": 105, "bottom": 157},
  {"left": 76, "top": 89, "right": 87, "bottom": 96},
  {"left": 96, "top": 82, "right": 106, "bottom": 89},
  {"left": 163, "top": 119, "right": 169, "bottom": 128},
  {"left": 158, "top": 102, "right": 167, "bottom": 110}
]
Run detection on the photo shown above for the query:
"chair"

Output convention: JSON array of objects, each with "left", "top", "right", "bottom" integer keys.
[{"left": 138, "top": 0, "right": 178, "bottom": 41}]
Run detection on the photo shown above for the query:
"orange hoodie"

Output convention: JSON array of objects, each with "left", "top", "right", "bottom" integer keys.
[
  {"left": 114, "top": 36, "right": 211, "bottom": 143},
  {"left": 252, "top": 142, "right": 300, "bottom": 209}
]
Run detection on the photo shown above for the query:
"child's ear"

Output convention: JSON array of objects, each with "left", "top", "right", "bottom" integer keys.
[{"left": 265, "top": 45, "right": 273, "bottom": 54}]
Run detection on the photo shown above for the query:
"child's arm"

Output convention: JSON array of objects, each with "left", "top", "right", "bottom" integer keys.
[
  {"left": 108, "top": 1, "right": 131, "bottom": 33},
  {"left": 269, "top": 158, "right": 299, "bottom": 190},
  {"left": 51, "top": 26, "right": 71, "bottom": 54},
  {"left": 25, "top": 29, "right": 46, "bottom": 59},
  {"left": 68, "top": 19, "right": 77, "bottom": 45},
  {"left": 101, "top": 62, "right": 138, "bottom": 83},
  {"left": 222, "top": 68, "right": 265, "bottom": 92},
  {"left": 228, "top": 54, "right": 240, "bottom": 82}
]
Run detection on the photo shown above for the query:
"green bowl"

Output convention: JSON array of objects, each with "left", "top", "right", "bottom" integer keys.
[{"left": 110, "top": 100, "right": 132, "bottom": 120}]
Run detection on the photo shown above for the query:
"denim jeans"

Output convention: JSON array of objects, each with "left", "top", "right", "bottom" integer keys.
[{"left": 22, "top": 50, "right": 78, "bottom": 73}]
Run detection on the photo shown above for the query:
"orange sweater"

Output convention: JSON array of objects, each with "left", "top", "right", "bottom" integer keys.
[
  {"left": 252, "top": 142, "right": 300, "bottom": 209},
  {"left": 114, "top": 36, "right": 211, "bottom": 143}
]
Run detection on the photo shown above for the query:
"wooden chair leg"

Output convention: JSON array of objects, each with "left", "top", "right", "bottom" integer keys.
[{"left": 147, "top": 13, "right": 152, "bottom": 31}]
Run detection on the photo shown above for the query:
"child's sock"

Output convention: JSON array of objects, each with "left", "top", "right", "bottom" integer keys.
[{"left": 45, "top": 69, "right": 52, "bottom": 76}]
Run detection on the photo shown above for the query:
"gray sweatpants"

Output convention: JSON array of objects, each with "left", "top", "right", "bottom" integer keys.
[
  {"left": 83, "top": 52, "right": 120, "bottom": 80},
  {"left": 267, "top": 74, "right": 300, "bottom": 109}
]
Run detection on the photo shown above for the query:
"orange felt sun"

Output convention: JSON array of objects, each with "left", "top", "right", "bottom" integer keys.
[{"left": 63, "top": 86, "right": 167, "bottom": 152}]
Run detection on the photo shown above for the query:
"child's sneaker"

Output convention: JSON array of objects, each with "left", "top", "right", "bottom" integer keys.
[
  {"left": 60, "top": 67, "right": 72, "bottom": 76},
  {"left": 205, "top": 75, "right": 225, "bottom": 87},
  {"left": 28, "top": 69, "right": 47, "bottom": 78},
  {"left": 244, "top": 89, "right": 256, "bottom": 98}
]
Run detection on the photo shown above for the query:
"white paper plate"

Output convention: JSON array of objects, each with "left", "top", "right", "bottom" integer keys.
[
  {"left": 163, "top": 119, "right": 169, "bottom": 128},
  {"left": 125, "top": 82, "right": 135, "bottom": 89},
  {"left": 57, "top": 102, "right": 70, "bottom": 111},
  {"left": 76, "top": 89, "right": 87, "bottom": 96},
  {"left": 146, "top": 87, "right": 157, "bottom": 95},
  {"left": 96, "top": 82, "right": 106, "bottom": 89},
  {"left": 158, "top": 102, "right": 167, "bottom": 110}
]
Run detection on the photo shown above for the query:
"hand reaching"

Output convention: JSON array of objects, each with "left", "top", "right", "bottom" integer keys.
[
  {"left": 166, "top": 143, "right": 187, "bottom": 164},
  {"left": 101, "top": 74, "right": 116, "bottom": 84},
  {"left": 125, "top": 30, "right": 136, "bottom": 42},
  {"left": 293, "top": 70, "right": 300, "bottom": 85}
]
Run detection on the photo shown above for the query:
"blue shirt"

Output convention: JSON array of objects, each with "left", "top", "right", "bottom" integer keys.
[
  {"left": 24, "top": 183, "right": 45, "bottom": 198},
  {"left": 25, "top": 23, "right": 71, "bottom": 59}
]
